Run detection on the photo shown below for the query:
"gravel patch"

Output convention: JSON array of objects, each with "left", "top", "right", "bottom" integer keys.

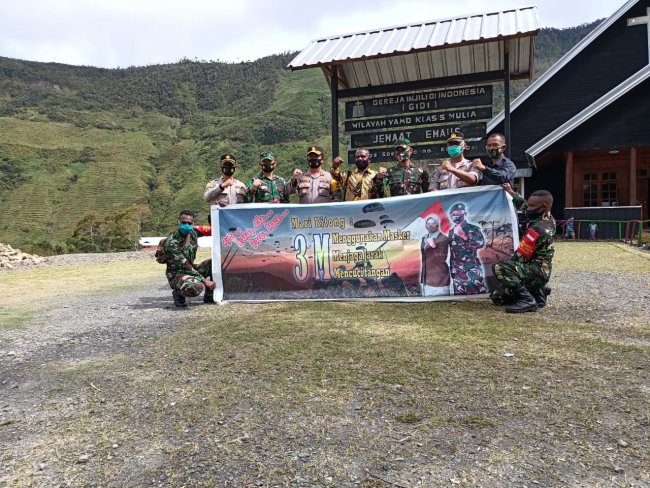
[{"left": 0, "top": 246, "right": 648, "bottom": 487}]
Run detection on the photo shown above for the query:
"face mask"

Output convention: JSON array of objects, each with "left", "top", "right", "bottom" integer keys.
[
  {"left": 451, "top": 214, "right": 464, "bottom": 224},
  {"left": 222, "top": 166, "right": 235, "bottom": 177},
  {"left": 261, "top": 163, "right": 274, "bottom": 173},
  {"left": 525, "top": 209, "right": 544, "bottom": 220},
  {"left": 487, "top": 148, "right": 501, "bottom": 160},
  {"left": 308, "top": 159, "right": 322, "bottom": 168},
  {"left": 355, "top": 161, "right": 369, "bottom": 171},
  {"left": 398, "top": 151, "right": 410, "bottom": 162},
  {"left": 178, "top": 223, "right": 194, "bottom": 235},
  {"left": 447, "top": 145, "right": 463, "bottom": 158}
]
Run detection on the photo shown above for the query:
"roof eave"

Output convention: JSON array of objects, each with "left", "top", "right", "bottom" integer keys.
[
  {"left": 525, "top": 64, "right": 650, "bottom": 158},
  {"left": 488, "top": 0, "right": 639, "bottom": 131}
]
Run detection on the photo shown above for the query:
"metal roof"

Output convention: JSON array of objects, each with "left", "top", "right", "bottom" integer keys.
[
  {"left": 288, "top": 6, "right": 539, "bottom": 91},
  {"left": 525, "top": 64, "right": 650, "bottom": 158},
  {"left": 489, "top": 0, "right": 636, "bottom": 131}
]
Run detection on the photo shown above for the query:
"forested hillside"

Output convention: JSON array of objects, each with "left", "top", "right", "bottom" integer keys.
[{"left": 0, "top": 22, "right": 599, "bottom": 254}]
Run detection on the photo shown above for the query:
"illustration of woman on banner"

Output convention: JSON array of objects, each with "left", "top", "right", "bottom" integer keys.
[{"left": 420, "top": 215, "right": 451, "bottom": 296}]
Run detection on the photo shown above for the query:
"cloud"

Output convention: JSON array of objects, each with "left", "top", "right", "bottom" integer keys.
[{"left": 0, "top": 0, "right": 624, "bottom": 68}]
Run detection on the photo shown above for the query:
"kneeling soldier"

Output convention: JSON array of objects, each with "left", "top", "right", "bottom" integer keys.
[
  {"left": 492, "top": 184, "right": 555, "bottom": 313},
  {"left": 162, "top": 210, "right": 215, "bottom": 307}
]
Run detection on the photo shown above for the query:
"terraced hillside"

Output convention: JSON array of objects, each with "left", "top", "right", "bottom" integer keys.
[{"left": 0, "top": 22, "right": 600, "bottom": 254}]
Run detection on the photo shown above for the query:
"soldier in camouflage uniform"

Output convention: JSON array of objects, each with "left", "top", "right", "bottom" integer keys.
[
  {"left": 376, "top": 138, "right": 429, "bottom": 197},
  {"left": 448, "top": 202, "right": 487, "bottom": 295},
  {"left": 163, "top": 210, "right": 215, "bottom": 308},
  {"left": 247, "top": 152, "right": 290, "bottom": 203},
  {"left": 330, "top": 148, "right": 386, "bottom": 201},
  {"left": 491, "top": 184, "right": 555, "bottom": 313}
]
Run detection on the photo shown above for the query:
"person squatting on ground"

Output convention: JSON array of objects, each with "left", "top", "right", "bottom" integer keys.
[
  {"left": 204, "top": 154, "right": 248, "bottom": 207},
  {"left": 330, "top": 148, "right": 387, "bottom": 201},
  {"left": 248, "top": 152, "right": 290, "bottom": 203},
  {"left": 162, "top": 210, "right": 215, "bottom": 308},
  {"left": 492, "top": 183, "right": 555, "bottom": 313}
]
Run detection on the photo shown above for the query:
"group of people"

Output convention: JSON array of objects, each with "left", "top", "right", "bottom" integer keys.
[
  {"left": 201, "top": 131, "right": 516, "bottom": 207},
  {"left": 161, "top": 131, "right": 556, "bottom": 313}
]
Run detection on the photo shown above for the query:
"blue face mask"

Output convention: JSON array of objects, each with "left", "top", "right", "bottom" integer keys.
[
  {"left": 447, "top": 145, "right": 463, "bottom": 158},
  {"left": 178, "top": 223, "right": 194, "bottom": 235}
]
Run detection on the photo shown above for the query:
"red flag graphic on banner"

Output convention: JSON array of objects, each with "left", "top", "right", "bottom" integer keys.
[{"left": 419, "top": 200, "right": 452, "bottom": 235}]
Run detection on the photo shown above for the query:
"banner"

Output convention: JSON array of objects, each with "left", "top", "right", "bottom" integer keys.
[{"left": 211, "top": 186, "right": 519, "bottom": 302}]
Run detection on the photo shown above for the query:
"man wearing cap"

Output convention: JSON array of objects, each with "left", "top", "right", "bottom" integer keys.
[
  {"left": 448, "top": 202, "right": 487, "bottom": 295},
  {"left": 471, "top": 132, "right": 517, "bottom": 187},
  {"left": 291, "top": 146, "right": 337, "bottom": 204},
  {"left": 377, "top": 138, "right": 429, "bottom": 197},
  {"left": 248, "top": 152, "right": 290, "bottom": 203},
  {"left": 430, "top": 132, "right": 480, "bottom": 191},
  {"left": 330, "top": 149, "right": 387, "bottom": 201},
  {"left": 203, "top": 154, "right": 248, "bottom": 207}
]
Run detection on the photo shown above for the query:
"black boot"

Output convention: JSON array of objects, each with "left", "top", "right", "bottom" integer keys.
[
  {"left": 490, "top": 286, "right": 517, "bottom": 306},
  {"left": 172, "top": 289, "right": 187, "bottom": 308},
  {"left": 203, "top": 288, "right": 214, "bottom": 304},
  {"left": 505, "top": 286, "right": 538, "bottom": 313},
  {"left": 530, "top": 286, "right": 551, "bottom": 308}
]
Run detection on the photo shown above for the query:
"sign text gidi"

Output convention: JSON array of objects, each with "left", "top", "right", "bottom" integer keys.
[{"left": 345, "top": 85, "right": 493, "bottom": 119}]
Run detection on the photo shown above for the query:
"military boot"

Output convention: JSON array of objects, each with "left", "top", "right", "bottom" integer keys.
[
  {"left": 203, "top": 288, "right": 215, "bottom": 304},
  {"left": 505, "top": 286, "right": 538, "bottom": 313},
  {"left": 490, "top": 286, "right": 517, "bottom": 306},
  {"left": 172, "top": 289, "right": 187, "bottom": 308},
  {"left": 530, "top": 286, "right": 551, "bottom": 308}
]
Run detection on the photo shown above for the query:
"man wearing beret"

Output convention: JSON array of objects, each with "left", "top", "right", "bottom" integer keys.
[
  {"left": 448, "top": 202, "right": 487, "bottom": 295},
  {"left": 248, "top": 152, "right": 290, "bottom": 203},
  {"left": 377, "top": 138, "right": 429, "bottom": 197},
  {"left": 472, "top": 132, "right": 517, "bottom": 187},
  {"left": 203, "top": 154, "right": 248, "bottom": 207},
  {"left": 330, "top": 148, "right": 386, "bottom": 201},
  {"left": 291, "top": 146, "right": 337, "bottom": 204},
  {"left": 430, "top": 131, "right": 480, "bottom": 190}
]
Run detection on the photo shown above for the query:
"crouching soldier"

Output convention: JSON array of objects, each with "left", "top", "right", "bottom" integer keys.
[
  {"left": 161, "top": 209, "right": 216, "bottom": 307},
  {"left": 491, "top": 184, "right": 554, "bottom": 313}
]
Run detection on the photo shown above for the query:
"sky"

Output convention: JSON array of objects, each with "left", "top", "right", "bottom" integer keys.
[{"left": 0, "top": 0, "right": 627, "bottom": 68}]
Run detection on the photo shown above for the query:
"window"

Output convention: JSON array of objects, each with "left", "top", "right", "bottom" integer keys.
[
  {"left": 582, "top": 172, "right": 617, "bottom": 207},
  {"left": 582, "top": 172, "right": 598, "bottom": 206}
]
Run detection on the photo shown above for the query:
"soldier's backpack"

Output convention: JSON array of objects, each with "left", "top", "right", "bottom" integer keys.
[{"left": 154, "top": 237, "right": 170, "bottom": 264}]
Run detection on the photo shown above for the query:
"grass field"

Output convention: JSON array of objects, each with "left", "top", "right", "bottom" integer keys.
[{"left": 0, "top": 243, "right": 648, "bottom": 487}]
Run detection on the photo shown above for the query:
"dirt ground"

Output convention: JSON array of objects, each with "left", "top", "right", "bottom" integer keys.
[{"left": 0, "top": 243, "right": 648, "bottom": 487}]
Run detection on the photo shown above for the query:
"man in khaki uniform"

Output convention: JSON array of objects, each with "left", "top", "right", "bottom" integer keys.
[
  {"left": 291, "top": 146, "right": 337, "bottom": 204},
  {"left": 430, "top": 131, "right": 480, "bottom": 191},
  {"left": 204, "top": 154, "right": 248, "bottom": 207}
]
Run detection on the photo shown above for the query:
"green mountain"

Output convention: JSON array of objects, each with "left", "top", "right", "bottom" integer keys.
[{"left": 0, "top": 22, "right": 600, "bottom": 254}]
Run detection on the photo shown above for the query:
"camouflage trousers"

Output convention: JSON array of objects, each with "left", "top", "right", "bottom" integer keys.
[
  {"left": 451, "top": 262, "right": 487, "bottom": 295},
  {"left": 166, "top": 259, "right": 212, "bottom": 297},
  {"left": 492, "top": 259, "right": 550, "bottom": 291}
]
